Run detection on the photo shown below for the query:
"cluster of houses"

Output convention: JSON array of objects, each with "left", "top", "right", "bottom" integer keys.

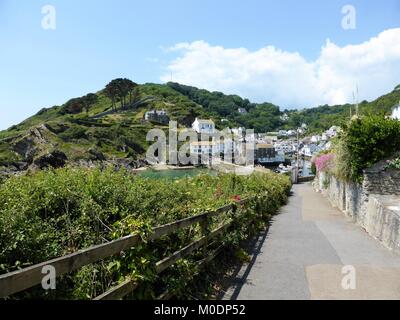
[
  {"left": 277, "top": 123, "right": 308, "bottom": 137},
  {"left": 298, "top": 126, "right": 339, "bottom": 157},
  {"left": 143, "top": 108, "right": 342, "bottom": 165},
  {"left": 191, "top": 118, "right": 288, "bottom": 165},
  {"left": 143, "top": 100, "right": 400, "bottom": 167}
]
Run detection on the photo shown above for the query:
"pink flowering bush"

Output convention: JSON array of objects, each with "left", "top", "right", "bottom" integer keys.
[{"left": 315, "top": 154, "right": 335, "bottom": 172}]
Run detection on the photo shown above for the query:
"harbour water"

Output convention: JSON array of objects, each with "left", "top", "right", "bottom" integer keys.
[{"left": 137, "top": 160, "right": 312, "bottom": 180}]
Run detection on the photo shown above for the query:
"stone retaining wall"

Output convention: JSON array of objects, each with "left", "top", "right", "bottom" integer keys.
[
  {"left": 363, "top": 158, "right": 400, "bottom": 195},
  {"left": 365, "top": 195, "right": 400, "bottom": 253},
  {"left": 315, "top": 168, "right": 400, "bottom": 254}
]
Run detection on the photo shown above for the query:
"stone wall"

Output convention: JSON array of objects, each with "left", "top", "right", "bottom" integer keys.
[
  {"left": 344, "top": 181, "right": 364, "bottom": 222},
  {"left": 364, "top": 195, "right": 400, "bottom": 253},
  {"left": 315, "top": 168, "right": 400, "bottom": 254},
  {"left": 363, "top": 158, "right": 400, "bottom": 195}
]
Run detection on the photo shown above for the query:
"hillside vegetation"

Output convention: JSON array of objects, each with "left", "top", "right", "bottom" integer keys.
[
  {"left": 314, "top": 115, "right": 400, "bottom": 182},
  {"left": 283, "top": 86, "right": 400, "bottom": 132},
  {"left": 1, "top": 79, "right": 399, "bottom": 174},
  {"left": 0, "top": 168, "right": 291, "bottom": 299}
]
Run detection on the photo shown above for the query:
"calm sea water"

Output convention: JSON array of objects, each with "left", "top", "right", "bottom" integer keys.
[
  {"left": 137, "top": 162, "right": 312, "bottom": 181},
  {"left": 137, "top": 168, "right": 217, "bottom": 180}
]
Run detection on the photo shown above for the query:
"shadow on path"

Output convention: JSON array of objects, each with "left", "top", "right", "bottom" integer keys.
[
  {"left": 217, "top": 219, "right": 274, "bottom": 300},
  {"left": 218, "top": 192, "right": 296, "bottom": 299}
]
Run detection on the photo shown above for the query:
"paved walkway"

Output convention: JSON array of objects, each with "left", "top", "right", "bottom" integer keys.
[{"left": 223, "top": 183, "right": 400, "bottom": 300}]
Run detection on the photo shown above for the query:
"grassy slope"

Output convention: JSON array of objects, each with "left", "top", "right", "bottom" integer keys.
[{"left": 0, "top": 83, "right": 214, "bottom": 165}]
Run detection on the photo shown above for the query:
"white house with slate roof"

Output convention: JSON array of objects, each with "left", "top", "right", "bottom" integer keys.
[{"left": 192, "top": 118, "right": 215, "bottom": 134}]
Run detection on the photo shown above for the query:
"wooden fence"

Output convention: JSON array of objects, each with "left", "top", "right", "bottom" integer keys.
[{"left": 0, "top": 198, "right": 251, "bottom": 300}]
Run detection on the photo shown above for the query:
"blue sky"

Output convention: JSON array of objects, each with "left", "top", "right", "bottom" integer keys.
[{"left": 0, "top": 0, "right": 399, "bottom": 130}]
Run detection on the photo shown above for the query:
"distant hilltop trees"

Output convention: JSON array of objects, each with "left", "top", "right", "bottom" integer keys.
[
  {"left": 104, "top": 78, "right": 138, "bottom": 111},
  {"left": 60, "top": 78, "right": 139, "bottom": 115},
  {"left": 61, "top": 93, "right": 98, "bottom": 115}
]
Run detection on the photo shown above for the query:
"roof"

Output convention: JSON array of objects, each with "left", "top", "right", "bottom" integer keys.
[
  {"left": 190, "top": 141, "right": 216, "bottom": 146},
  {"left": 145, "top": 109, "right": 167, "bottom": 114},
  {"left": 256, "top": 143, "right": 274, "bottom": 149},
  {"left": 195, "top": 118, "right": 214, "bottom": 124}
]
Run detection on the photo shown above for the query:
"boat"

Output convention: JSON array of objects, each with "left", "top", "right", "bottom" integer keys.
[{"left": 276, "top": 163, "right": 292, "bottom": 174}]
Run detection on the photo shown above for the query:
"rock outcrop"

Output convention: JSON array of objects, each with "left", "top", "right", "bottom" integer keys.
[
  {"left": 11, "top": 124, "right": 54, "bottom": 163},
  {"left": 33, "top": 150, "right": 68, "bottom": 169},
  {"left": 88, "top": 148, "right": 106, "bottom": 161}
]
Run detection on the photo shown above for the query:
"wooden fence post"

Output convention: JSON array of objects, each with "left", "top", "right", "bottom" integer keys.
[{"left": 200, "top": 216, "right": 210, "bottom": 257}]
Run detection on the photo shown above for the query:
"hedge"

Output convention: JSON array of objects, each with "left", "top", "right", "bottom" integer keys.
[
  {"left": 0, "top": 167, "right": 291, "bottom": 299},
  {"left": 333, "top": 115, "right": 400, "bottom": 182}
]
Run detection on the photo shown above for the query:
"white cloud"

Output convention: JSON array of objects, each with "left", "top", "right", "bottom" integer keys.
[{"left": 160, "top": 28, "right": 400, "bottom": 108}]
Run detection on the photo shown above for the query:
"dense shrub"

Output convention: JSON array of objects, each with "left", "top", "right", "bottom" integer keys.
[
  {"left": 59, "top": 126, "right": 87, "bottom": 141},
  {"left": 310, "top": 162, "right": 316, "bottom": 175},
  {"left": 333, "top": 115, "right": 400, "bottom": 182},
  {"left": 0, "top": 167, "right": 290, "bottom": 299},
  {"left": 61, "top": 94, "right": 98, "bottom": 115}
]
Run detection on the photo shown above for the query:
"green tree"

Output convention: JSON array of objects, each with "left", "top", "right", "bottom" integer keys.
[
  {"left": 82, "top": 93, "right": 98, "bottom": 115},
  {"left": 105, "top": 78, "right": 138, "bottom": 110},
  {"left": 104, "top": 80, "right": 120, "bottom": 111}
]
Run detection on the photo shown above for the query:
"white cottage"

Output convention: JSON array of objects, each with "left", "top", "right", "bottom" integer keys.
[
  {"left": 192, "top": 118, "right": 215, "bottom": 134},
  {"left": 231, "top": 127, "right": 245, "bottom": 138}
]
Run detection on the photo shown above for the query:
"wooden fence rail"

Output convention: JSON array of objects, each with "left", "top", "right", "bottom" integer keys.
[{"left": 0, "top": 198, "right": 250, "bottom": 299}]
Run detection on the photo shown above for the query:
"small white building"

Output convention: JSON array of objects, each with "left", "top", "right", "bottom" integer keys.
[
  {"left": 192, "top": 118, "right": 215, "bottom": 134},
  {"left": 280, "top": 113, "right": 289, "bottom": 122},
  {"left": 278, "top": 130, "right": 288, "bottom": 136},
  {"left": 391, "top": 103, "right": 400, "bottom": 120},
  {"left": 310, "top": 135, "right": 320, "bottom": 143},
  {"left": 144, "top": 110, "right": 169, "bottom": 124},
  {"left": 326, "top": 126, "right": 339, "bottom": 138},
  {"left": 238, "top": 108, "right": 248, "bottom": 114},
  {"left": 300, "top": 144, "right": 319, "bottom": 157}
]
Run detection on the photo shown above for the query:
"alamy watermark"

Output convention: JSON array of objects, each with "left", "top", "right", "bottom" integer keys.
[
  {"left": 41, "top": 265, "right": 56, "bottom": 290},
  {"left": 341, "top": 5, "right": 356, "bottom": 30},
  {"left": 41, "top": 5, "right": 56, "bottom": 30},
  {"left": 341, "top": 265, "right": 356, "bottom": 290},
  {"left": 146, "top": 121, "right": 255, "bottom": 174}
]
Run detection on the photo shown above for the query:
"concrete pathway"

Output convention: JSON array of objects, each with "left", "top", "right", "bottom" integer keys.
[{"left": 223, "top": 183, "right": 400, "bottom": 300}]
